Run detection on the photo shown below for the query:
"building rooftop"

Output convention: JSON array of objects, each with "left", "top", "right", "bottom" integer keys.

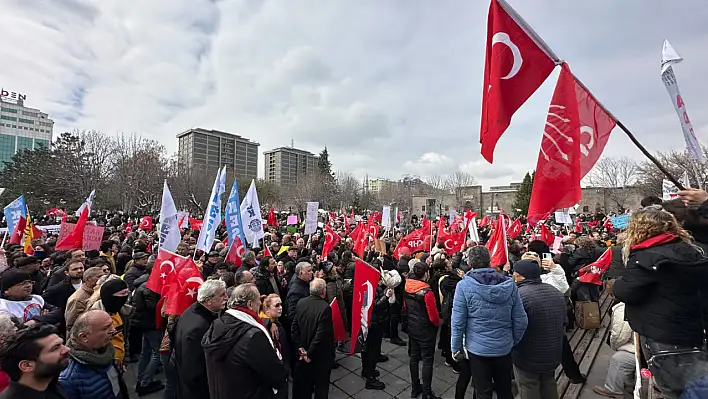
[
  {"left": 263, "top": 146, "right": 318, "bottom": 156},
  {"left": 176, "top": 128, "right": 259, "bottom": 145}
]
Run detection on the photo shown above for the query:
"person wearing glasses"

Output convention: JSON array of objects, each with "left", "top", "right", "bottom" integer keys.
[
  {"left": 0, "top": 269, "right": 61, "bottom": 327},
  {"left": 260, "top": 293, "right": 291, "bottom": 398}
]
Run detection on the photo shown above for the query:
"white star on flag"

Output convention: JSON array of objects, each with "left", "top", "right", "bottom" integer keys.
[
  {"left": 160, "top": 273, "right": 166, "bottom": 279},
  {"left": 187, "top": 288, "right": 197, "bottom": 298}
]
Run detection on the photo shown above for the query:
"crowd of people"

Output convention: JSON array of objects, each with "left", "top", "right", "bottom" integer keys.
[{"left": 0, "top": 188, "right": 707, "bottom": 399}]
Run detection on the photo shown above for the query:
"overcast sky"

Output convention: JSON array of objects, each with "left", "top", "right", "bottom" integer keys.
[{"left": 1, "top": 0, "right": 707, "bottom": 189}]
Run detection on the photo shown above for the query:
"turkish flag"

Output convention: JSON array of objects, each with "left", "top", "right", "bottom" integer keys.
[
  {"left": 478, "top": 216, "right": 491, "bottom": 228},
  {"left": 56, "top": 207, "right": 89, "bottom": 251},
  {"left": 349, "top": 222, "right": 364, "bottom": 242},
  {"left": 330, "top": 299, "right": 348, "bottom": 342},
  {"left": 603, "top": 218, "right": 614, "bottom": 231},
  {"left": 350, "top": 259, "right": 381, "bottom": 354},
  {"left": 528, "top": 64, "right": 615, "bottom": 224},
  {"left": 575, "top": 218, "right": 583, "bottom": 233},
  {"left": 366, "top": 218, "right": 380, "bottom": 241},
  {"left": 540, "top": 224, "right": 555, "bottom": 247},
  {"left": 125, "top": 225, "right": 132, "bottom": 233},
  {"left": 525, "top": 223, "right": 532, "bottom": 234},
  {"left": 146, "top": 249, "right": 187, "bottom": 295},
  {"left": 578, "top": 247, "right": 612, "bottom": 286},
  {"left": 392, "top": 226, "right": 432, "bottom": 260},
  {"left": 322, "top": 225, "right": 341, "bottom": 259},
  {"left": 440, "top": 226, "right": 468, "bottom": 255},
  {"left": 165, "top": 258, "right": 204, "bottom": 315},
  {"left": 485, "top": 218, "right": 508, "bottom": 267},
  {"left": 506, "top": 218, "right": 522, "bottom": 239},
  {"left": 225, "top": 236, "right": 246, "bottom": 266},
  {"left": 140, "top": 216, "right": 153, "bottom": 231},
  {"left": 8, "top": 216, "right": 26, "bottom": 245},
  {"left": 480, "top": 0, "right": 556, "bottom": 163},
  {"left": 267, "top": 208, "right": 278, "bottom": 227},
  {"left": 353, "top": 229, "right": 369, "bottom": 258}
]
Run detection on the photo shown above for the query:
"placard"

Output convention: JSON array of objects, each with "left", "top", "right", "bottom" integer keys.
[
  {"left": 554, "top": 210, "right": 572, "bottom": 225},
  {"left": 662, "top": 179, "right": 679, "bottom": 201},
  {"left": 287, "top": 215, "right": 298, "bottom": 225},
  {"left": 57, "top": 223, "right": 105, "bottom": 251},
  {"left": 304, "top": 202, "right": 319, "bottom": 235},
  {"left": 610, "top": 215, "right": 630, "bottom": 229}
]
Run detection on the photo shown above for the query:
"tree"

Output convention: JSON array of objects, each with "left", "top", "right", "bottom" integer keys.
[
  {"left": 635, "top": 147, "right": 708, "bottom": 197},
  {"left": 584, "top": 157, "right": 639, "bottom": 210},
  {"left": 512, "top": 171, "right": 534, "bottom": 216},
  {"left": 445, "top": 171, "right": 477, "bottom": 210},
  {"left": 317, "top": 147, "right": 337, "bottom": 209},
  {"left": 334, "top": 171, "right": 360, "bottom": 209}
]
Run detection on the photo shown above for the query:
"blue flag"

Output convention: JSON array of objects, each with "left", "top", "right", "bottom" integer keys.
[
  {"left": 4, "top": 195, "right": 27, "bottom": 234},
  {"left": 225, "top": 179, "right": 247, "bottom": 248},
  {"left": 196, "top": 167, "right": 227, "bottom": 253}
]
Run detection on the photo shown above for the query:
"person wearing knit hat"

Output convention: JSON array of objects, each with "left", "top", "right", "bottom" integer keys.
[
  {"left": 512, "top": 259, "right": 568, "bottom": 399},
  {"left": 0, "top": 269, "right": 62, "bottom": 326}
]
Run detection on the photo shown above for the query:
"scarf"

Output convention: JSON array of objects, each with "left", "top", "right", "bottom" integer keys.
[{"left": 67, "top": 336, "right": 116, "bottom": 367}]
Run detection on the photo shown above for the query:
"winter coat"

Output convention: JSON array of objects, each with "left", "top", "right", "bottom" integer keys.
[
  {"left": 286, "top": 276, "right": 309, "bottom": 322},
  {"left": 291, "top": 295, "right": 335, "bottom": 363},
  {"left": 569, "top": 247, "right": 604, "bottom": 274},
  {"left": 115, "top": 250, "right": 132, "bottom": 276},
  {"left": 202, "top": 310, "right": 287, "bottom": 399},
  {"left": 0, "top": 381, "right": 67, "bottom": 399},
  {"left": 324, "top": 272, "right": 346, "bottom": 321},
  {"left": 123, "top": 265, "right": 146, "bottom": 291},
  {"left": 450, "top": 268, "right": 527, "bottom": 357},
  {"left": 173, "top": 302, "right": 217, "bottom": 399},
  {"left": 131, "top": 277, "right": 160, "bottom": 330},
  {"left": 438, "top": 271, "right": 462, "bottom": 326},
  {"left": 254, "top": 267, "right": 281, "bottom": 297},
  {"left": 59, "top": 357, "right": 127, "bottom": 399},
  {"left": 369, "top": 285, "right": 391, "bottom": 327},
  {"left": 512, "top": 279, "right": 567, "bottom": 372},
  {"left": 540, "top": 265, "right": 570, "bottom": 294},
  {"left": 613, "top": 238, "right": 708, "bottom": 348},
  {"left": 42, "top": 277, "right": 77, "bottom": 311},
  {"left": 609, "top": 302, "right": 634, "bottom": 354},
  {"left": 404, "top": 278, "right": 440, "bottom": 343}
]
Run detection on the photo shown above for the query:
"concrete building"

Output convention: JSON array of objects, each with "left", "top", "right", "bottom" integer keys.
[
  {"left": 263, "top": 147, "right": 319, "bottom": 187},
  {"left": 0, "top": 89, "right": 53, "bottom": 167},
  {"left": 412, "top": 182, "right": 643, "bottom": 219},
  {"left": 177, "top": 128, "right": 259, "bottom": 180},
  {"left": 366, "top": 178, "right": 395, "bottom": 194}
]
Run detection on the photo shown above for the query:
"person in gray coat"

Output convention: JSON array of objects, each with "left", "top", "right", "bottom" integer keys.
[{"left": 512, "top": 260, "right": 567, "bottom": 399}]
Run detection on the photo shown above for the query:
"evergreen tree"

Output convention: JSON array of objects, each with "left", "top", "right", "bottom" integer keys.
[
  {"left": 512, "top": 171, "right": 535, "bottom": 216},
  {"left": 317, "top": 147, "right": 337, "bottom": 209}
]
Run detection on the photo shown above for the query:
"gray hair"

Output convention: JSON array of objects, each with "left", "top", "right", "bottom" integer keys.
[
  {"left": 467, "top": 246, "right": 491, "bottom": 269},
  {"left": 295, "top": 262, "right": 312, "bottom": 277},
  {"left": 226, "top": 283, "right": 259, "bottom": 309},
  {"left": 197, "top": 279, "right": 226, "bottom": 304},
  {"left": 241, "top": 250, "right": 256, "bottom": 264},
  {"left": 70, "top": 310, "right": 108, "bottom": 341},
  {"left": 309, "top": 278, "right": 326, "bottom": 296},
  {"left": 0, "top": 311, "right": 17, "bottom": 340},
  {"left": 83, "top": 267, "right": 104, "bottom": 283}
]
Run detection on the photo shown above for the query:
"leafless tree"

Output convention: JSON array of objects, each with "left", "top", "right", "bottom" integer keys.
[
  {"left": 335, "top": 171, "right": 360, "bottom": 209},
  {"left": 584, "top": 157, "right": 639, "bottom": 210},
  {"left": 635, "top": 147, "right": 708, "bottom": 197},
  {"left": 445, "top": 171, "right": 477, "bottom": 210}
]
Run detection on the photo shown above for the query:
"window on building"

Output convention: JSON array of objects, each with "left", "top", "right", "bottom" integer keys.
[
  {"left": 34, "top": 139, "right": 48, "bottom": 148},
  {"left": 0, "top": 107, "right": 17, "bottom": 114},
  {"left": 583, "top": 206, "right": 589, "bottom": 213},
  {"left": 0, "top": 134, "right": 15, "bottom": 167},
  {"left": 422, "top": 206, "right": 426, "bottom": 211},
  {"left": 17, "top": 118, "right": 33, "bottom": 124},
  {"left": 18, "top": 137, "right": 32, "bottom": 152},
  {"left": 0, "top": 115, "right": 16, "bottom": 121},
  {"left": 21, "top": 111, "right": 37, "bottom": 117}
]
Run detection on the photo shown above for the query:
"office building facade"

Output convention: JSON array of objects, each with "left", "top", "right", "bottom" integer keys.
[
  {"left": 177, "top": 128, "right": 259, "bottom": 180},
  {"left": 0, "top": 90, "right": 53, "bottom": 166},
  {"left": 264, "top": 147, "right": 319, "bottom": 186}
]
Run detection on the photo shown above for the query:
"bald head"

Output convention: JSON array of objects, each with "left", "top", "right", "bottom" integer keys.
[
  {"left": 71, "top": 310, "right": 114, "bottom": 350},
  {"left": 309, "top": 278, "right": 327, "bottom": 298}
]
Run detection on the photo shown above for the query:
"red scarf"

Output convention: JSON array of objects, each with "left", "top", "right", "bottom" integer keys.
[
  {"left": 234, "top": 306, "right": 266, "bottom": 327},
  {"left": 631, "top": 233, "right": 678, "bottom": 251}
]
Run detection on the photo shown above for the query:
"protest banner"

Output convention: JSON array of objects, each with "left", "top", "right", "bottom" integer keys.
[{"left": 57, "top": 222, "right": 105, "bottom": 251}]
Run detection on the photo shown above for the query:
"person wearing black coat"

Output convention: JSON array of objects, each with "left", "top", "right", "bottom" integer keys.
[
  {"left": 123, "top": 252, "right": 149, "bottom": 291},
  {"left": 381, "top": 256, "right": 406, "bottom": 347},
  {"left": 253, "top": 257, "right": 282, "bottom": 297},
  {"left": 202, "top": 284, "right": 287, "bottom": 399},
  {"left": 360, "top": 282, "right": 391, "bottom": 390},
  {"left": 131, "top": 273, "right": 163, "bottom": 392},
  {"left": 291, "top": 278, "right": 334, "bottom": 399},
  {"left": 285, "top": 263, "right": 312, "bottom": 323},
  {"left": 115, "top": 246, "right": 133, "bottom": 276}
]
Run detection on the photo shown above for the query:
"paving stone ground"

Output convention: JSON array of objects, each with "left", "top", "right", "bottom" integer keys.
[{"left": 125, "top": 330, "right": 609, "bottom": 398}]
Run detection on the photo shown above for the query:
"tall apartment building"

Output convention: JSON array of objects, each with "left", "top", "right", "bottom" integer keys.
[
  {"left": 177, "top": 128, "right": 259, "bottom": 180},
  {"left": 0, "top": 89, "right": 53, "bottom": 166},
  {"left": 263, "top": 147, "right": 319, "bottom": 186},
  {"left": 366, "top": 178, "right": 395, "bottom": 194}
]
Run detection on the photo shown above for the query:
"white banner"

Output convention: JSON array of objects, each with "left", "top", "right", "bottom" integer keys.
[
  {"left": 304, "top": 202, "right": 319, "bottom": 235},
  {"left": 469, "top": 217, "right": 480, "bottom": 243},
  {"left": 381, "top": 206, "right": 391, "bottom": 229},
  {"left": 661, "top": 40, "right": 703, "bottom": 162},
  {"left": 662, "top": 179, "right": 679, "bottom": 201},
  {"left": 554, "top": 210, "right": 572, "bottom": 225}
]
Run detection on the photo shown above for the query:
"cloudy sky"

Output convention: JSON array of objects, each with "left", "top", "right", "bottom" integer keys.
[{"left": 1, "top": 0, "right": 707, "bottom": 189}]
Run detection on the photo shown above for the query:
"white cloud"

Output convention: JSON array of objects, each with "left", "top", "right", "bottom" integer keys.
[{"left": 2, "top": 0, "right": 708, "bottom": 190}]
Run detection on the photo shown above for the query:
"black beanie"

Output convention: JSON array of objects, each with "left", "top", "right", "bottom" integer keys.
[{"left": 100, "top": 279, "right": 129, "bottom": 314}]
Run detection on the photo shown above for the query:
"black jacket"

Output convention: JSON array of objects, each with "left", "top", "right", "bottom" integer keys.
[
  {"left": 131, "top": 276, "right": 160, "bottom": 330},
  {"left": 613, "top": 239, "right": 708, "bottom": 348},
  {"left": 291, "top": 295, "right": 335, "bottom": 363},
  {"left": 286, "top": 276, "right": 309, "bottom": 322},
  {"left": 369, "top": 285, "right": 390, "bottom": 327},
  {"left": 0, "top": 381, "right": 67, "bottom": 399},
  {"left": 513, "top": 279, "right": 567, "bottom": 372},
  {"left": 569, "top": 247, "right": 604, "bottom": 273},
  {"left": 254, "top": 267, "right": 281, "bottom": 297},
  {"left": 123, "top": 265, "right": 146, "bottom": 291},
  {"left": 42, "top": 278, "right": 76, "bottom": 311},
  {"left": 438, "top": 271, "right": 462, "bottom": 325},
  {"left": 115, "top": 251, "right": 132, "bottom": 276},
  {"left": 202, "top": 311, "right": 287, "bottom": 399},
  {"left": 173, "top": 302, "right": 217, "bottom": 399}
]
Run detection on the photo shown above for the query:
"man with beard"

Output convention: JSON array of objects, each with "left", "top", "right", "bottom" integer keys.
[
  {"left": 0, "top": 324, "right": 71, "bottom": 399},
  {"left": 47, "top": 249, "right": 86, "bottom": 289},
  {"left": 0, "top": 269, "right": 62, "bottom": 326},
  {"left": 59, "top": 310, "right": 129, "bottom": 398},
  {"left": 43, "top": 261, "right": 85, "bottom": 313}
]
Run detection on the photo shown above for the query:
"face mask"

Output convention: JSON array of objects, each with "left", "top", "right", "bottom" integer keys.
[{"left": 34, "top": 250, "right": 46, "bottom": 260}]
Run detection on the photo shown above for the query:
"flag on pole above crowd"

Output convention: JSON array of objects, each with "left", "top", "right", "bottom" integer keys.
[
  {"left": 76, "top": 189, "right": 96, "bottom": 217},
  {"left": 56, "top": 206, "right": 89, "bottom": 251},
  {"left": 240, "top": 179, "right": 265, "bottom": 248},
  {"left": 196, "top": 167, "right": 227, "bottom": 254},
  {"left": 158, "top": 180, "right": 181, "bottom": 252},
  {"left": 225, "top": 178, "right": 247, "bottom": 251},
  {"left": 3, "top": 195, "right": 26, "bottom": 236},
  {"left": 661, "top": 40, "right": 703, "bottom": 162}
]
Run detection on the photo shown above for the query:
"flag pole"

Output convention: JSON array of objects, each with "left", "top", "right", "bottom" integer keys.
[{"left": 497, "top": 0, "right": 684, "bottom": 189}]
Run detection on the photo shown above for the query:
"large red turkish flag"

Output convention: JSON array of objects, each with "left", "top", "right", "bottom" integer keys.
[
  {"left": 322, "top": 224, "right": 341, "bottom": 259},
  {"left": 392, "top": 226, "right": 432, "bottom": 260},
  {"left": 350, "top": 259, "right": 381, "bottom": 354},
  {"left": 480, "top": 0, "right": 556, "bottom": 163},
  {"left": 146, "top": 249, "right": 187, "bottom": 295},
  {"left": 485, "top": 217, "right": 508, "bottom": 267},
  {"left": 165, "top": 258, "right": 204, "bottom": 315},
  {"left": 225, "top": 235, "right": 246, "bottom": 266}
]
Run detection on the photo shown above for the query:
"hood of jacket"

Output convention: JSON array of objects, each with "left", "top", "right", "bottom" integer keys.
[
  {"left": 463, "top": 268, "right": 515, "bottom": 304},
  {"left": 202, "top": 312, "right": 257, "bottom": 362},
  {"left": 405, "top": 278, "right": 430, "bottom": 294}
]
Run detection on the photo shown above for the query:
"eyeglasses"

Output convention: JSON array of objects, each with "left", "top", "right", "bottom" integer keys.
[{"left": 272, "top": 303, "right": 282, "bottom": 308}]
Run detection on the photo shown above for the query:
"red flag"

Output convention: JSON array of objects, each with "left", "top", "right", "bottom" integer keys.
[
  {"left": 506, "top": 218, "right": 522, "bottom": 239},
  {"left": 392, "top": 226, "right": 432, "bottom": 260},
  {"left": 61, "top": 213, "right": 68, "bottom": 224},
  {"left": 485, "top": 217, "right": 507, "bottom": 267},
  {"left": 478, "top": 216, "right": 491, "bottom": 228},
  {"left": 8, "top": 216, "right": 26, "bottom": 245},
  {"left": 146, "top": 249, "right": 187, "bottom": 295},
  {"left": 125, "top": 225, "right": 132, "bottom": 233},
  {"left": 140, "top": 216, "right": 153, "bottom": 231},
  {"left": 440, "top": 225, "right": 468, "bottom": 255},
  {"left": 189, "top": 217, "right": 203, "bottom": 231},
  {"left": 366, "top": 218, "right": 380, "bottom": 241},
  {"left": 330, "top": 299, "right": 348, "bottom": 342},
  {"left": 525, "top": 223, "right": 532, "bottom": 234},
  {"left": 322, "top": 225, "right": 341, "bottom": 259},
  {"left": 540, "top": 224, "right": 555, "bottom": 247},
  {"left": 350, "top": 259, "right": 381, "bottom": 354},
  {"left": 263, "top": 245, "right": 273, "bottom": 258},
  {"left": 165, "top": 258, "right": 204, "bottom": 315},
  {"left": 578, "top": 247, "right": 612, "bottom": 285},
  {"left": 480, "top": 0, "right": 556, "bottom": 163},
  {"left": 349, "top": 222, "right": 364, "bottom": 242},
  {"left": 267, "top": 208, "right": 278, "bottom": 227},
  {"left": 435, "top": 218, "right": 449, "bottom": 244},
  {"left": 575, "top": 218, "right": 582, "bottom": 233},
  {"left": 353, "top": 229, "right": 368, "bottom": 258},
  {"left": 226, "top": 236, "right": 246, "bottom": 266},
  {"left": 56, "top": 207, "right": 89, "bottom": 251},
  {"left": 603, "top": 218, "right": 614, "bottom": 231},
  {"left": 528, "top": 64, "right": 615, "bottom": 224}
]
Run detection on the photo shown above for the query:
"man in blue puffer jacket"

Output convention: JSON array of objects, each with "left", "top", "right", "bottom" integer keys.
[
  {"left": 451, "top": 246, "right": 527, "bottom": 399},
  {"left": 60, "top": 310, "right": 128, "bottom": 399}
]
